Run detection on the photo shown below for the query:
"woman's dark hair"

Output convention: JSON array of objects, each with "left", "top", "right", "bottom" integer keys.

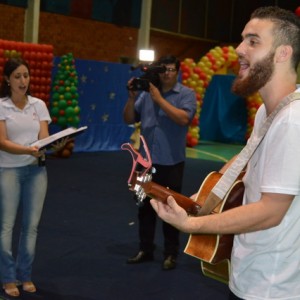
[
  {"left": 157, "top": 55, "right": 180, "bottom": 71},
  {"left": 0, "top": 58, "right": 31, "bottom": 97}
]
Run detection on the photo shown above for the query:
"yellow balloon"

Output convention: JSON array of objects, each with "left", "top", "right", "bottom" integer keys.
[
  {"left": 228, "top": 45, "right": 235, "bottom": 52},
  {"left": 205, "top": 61, "right": 212, "bottom": 68},
  {"left": 215, "top": 46, "right": 223, "bottom": 54},
  {"left": 186, "top": 78, "right": 193, "bottom": 84},
  {"left": 219, "top": 57, "right": 225, "bottom": 64},
  {"left": 207, "top": 69, "right": 214, "bottom": 76},
  {"left": 195, "top": 86, "right": 203, "bottom": 94},
  {"left": 201, "top": 56, "right": 209, "bottom": 63},
  {"left": 203, "top": 66, "right": 210, "bottom": 74},
  {"left": 191, "top": 73, "right": 199, "bottom": 80},
  {"left": 189, "top": 80, "right": 197, "bottom": 88},
  {"left": 229, "top": 53, "right": 238, "bottom": 61},
  {"left": 197, "top": 61, "right": 205, "bottom": 68},
  {"left": 198, "top": 80, "right": 204, "bottom": 87},
  {"left": 184, "top": 58, "right": 193, "bottom": 64},
  {"left": 214, "top": 52, "right": 221, "bottom": 58},
  {"left": 210, "top": 49, "right": 217, "bottom": 56},
  {"left": 215, "top": 60, "right": 223, "bottom": 67}
]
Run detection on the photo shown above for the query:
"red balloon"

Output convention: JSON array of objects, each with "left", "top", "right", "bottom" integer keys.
[
  {"left": 191, "top": 117, "right": 199, "bottom": 126},
  {"left": 222, "top": 46, "right": 229, "bottom": 53},
  {"left": 190, "top": 137, "right": 198, "bottom": 147},
  {"left": 211, "top": 65, "right": 218, "bottom": 72},
  {"left": 199, "top": 72, "right": 207, "bottom": 80},
  {"left": 295, "top": 6, "right": 300, "bottom": 16},
  {"left": 193, "top": 67, "right": 202, "bottom": 75},
  {"left": 182, "top": 72, "right": 190, "bottom": 80}
]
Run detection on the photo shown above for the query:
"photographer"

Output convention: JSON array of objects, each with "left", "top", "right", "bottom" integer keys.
[{"left": 123, "top": 55, "right": 196, "bottom": 270}]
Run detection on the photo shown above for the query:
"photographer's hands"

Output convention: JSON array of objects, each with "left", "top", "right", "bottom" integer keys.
[
  {"left": 123, "top": 78, "right": 138, "bottom": 124},
  {"left": 148, "top": 82, "right": 163, "bottom": 103},
  {"left": 127, "top": 78, "right": 139, "bottom": 99}
]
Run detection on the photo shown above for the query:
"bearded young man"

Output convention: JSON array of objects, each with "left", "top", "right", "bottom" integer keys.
[{"left": 150, "top": 6, "right": 300, "bottom": 300}]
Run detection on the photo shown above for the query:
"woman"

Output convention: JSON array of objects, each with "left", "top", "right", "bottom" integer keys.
[{"left": 0, "top": 58, "right": 51, "bottom": 297}]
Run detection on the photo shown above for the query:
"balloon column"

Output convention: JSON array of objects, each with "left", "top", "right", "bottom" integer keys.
[
  {"left": 50, "top": 53, "right": 80, "bottom": 158},
  {"left": 245, "top": 92, "right": 262, "bottom": 139},
  {"left": 0, "top": 39, "right": 53, "bottom": 107},
  {"left": 181, "top": 45, "right": 262, "bottom": 146},
  {"left": 50, "top": 53, "right": 80, "bottom": 128}
]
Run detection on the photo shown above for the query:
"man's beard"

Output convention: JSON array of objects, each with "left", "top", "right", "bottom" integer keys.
[{"left": 232, "top": 51, "right": 275, "bottom": 98}]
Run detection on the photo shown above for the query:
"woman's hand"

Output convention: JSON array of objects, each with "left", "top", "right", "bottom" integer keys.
[{"left": 28, "top": 146, "right": 45, "bottom": 158}]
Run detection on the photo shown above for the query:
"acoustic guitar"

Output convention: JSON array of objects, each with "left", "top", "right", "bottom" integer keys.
[{"left": 127, "top": 169, "right": 244, "bottom": 284}]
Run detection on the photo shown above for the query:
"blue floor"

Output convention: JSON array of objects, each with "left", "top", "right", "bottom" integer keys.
[{"left": 0, "top": 151, "right": 229, "bottom": 300}]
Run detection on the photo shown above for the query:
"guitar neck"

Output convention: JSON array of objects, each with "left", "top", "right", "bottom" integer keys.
[{"left": 139, "top": 180, "right": 202, "bottom": 216}]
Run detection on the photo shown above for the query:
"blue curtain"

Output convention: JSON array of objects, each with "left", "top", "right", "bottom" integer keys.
[
  {"left": 200, "top": 74, "right": 247, "bottom": 144},
  {"left": 50, "top": 61, "right": 247, "bottom": 152},
  {"left": 50, "top": 57, "right": 135, "bottom": 152}
]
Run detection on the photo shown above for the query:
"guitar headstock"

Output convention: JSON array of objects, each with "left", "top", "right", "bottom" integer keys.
[
  {"left": 122, "top": 135, "right": 156, "bottom": 206},
  {"left": 129, "top": 171, "right": 154, "bottom": 206}
]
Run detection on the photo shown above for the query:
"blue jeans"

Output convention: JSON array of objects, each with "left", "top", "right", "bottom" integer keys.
[{"left": 0, "top": 164, "right": 47, "bottom": 283}]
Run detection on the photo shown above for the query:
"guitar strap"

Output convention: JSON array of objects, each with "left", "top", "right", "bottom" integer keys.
[{"left": 198, "top": 92, "right": 300, "bottom": 216}]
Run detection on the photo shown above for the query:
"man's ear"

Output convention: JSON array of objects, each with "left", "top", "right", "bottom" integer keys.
[{"left": 276, "top": 45, "right": 293, "bottom": 63}]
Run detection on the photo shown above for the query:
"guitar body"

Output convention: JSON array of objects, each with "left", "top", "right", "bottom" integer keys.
[{"left": 184, "top": 171, "right": 245, "bottom": 283}]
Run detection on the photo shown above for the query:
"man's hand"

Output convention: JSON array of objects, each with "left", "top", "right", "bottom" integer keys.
[
  {"left": 148, "top": 82, "right": 163, "bottom": 103},
  {"left": 150, "top": 196, "right": 190, "bottom": 232},
  {"left": 127, "top": 78, "right": 139, "bottom": 99}
]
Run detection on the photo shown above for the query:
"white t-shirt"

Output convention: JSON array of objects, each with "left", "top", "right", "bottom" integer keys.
[
  {"left": 0, "top": 96, "right": 51, "bottom": 167},
  {"left": 229, "top": 90, "right": 300, "bottom": 299}
]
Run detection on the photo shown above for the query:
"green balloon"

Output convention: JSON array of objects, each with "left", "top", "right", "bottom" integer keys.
[
  {"left": 64, "top": 92, "right": 72, "bottom": 100},
  {"left": 58, "top": 86, "right": 65, "bottom": 93},
  {"left": 57, "top": 116, "right": 67, "bottom": 127},
  {"left": 70, "top": 86, "right": 77, "bottom": 93},
  {"left": 52, "top": 92, "right": 60, "bottom": 100},
  {"left": 64, "top": 80, "right": 71, "bottom": 86},
  {"left": 72, "top": 99, "right": 78, "bottom": 106},
  {"left": 72, "top": 116, "right": 80, "bottom": 126},
  {"left": 58, "top": 100, "right": 67, "bottom": 109},
  {"left": 58, "top": 73, "right": 66, "bottom": 80},
  {"left": 65, "top": 106, "right": 75, "bottom": 117},
  {"left": 51, "top": 106, "right": 59, "bottom": 116}
]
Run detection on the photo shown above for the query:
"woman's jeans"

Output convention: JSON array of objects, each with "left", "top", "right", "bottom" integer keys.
[{"left": 0, "top": 164, "right": 47, "bottom": 283}]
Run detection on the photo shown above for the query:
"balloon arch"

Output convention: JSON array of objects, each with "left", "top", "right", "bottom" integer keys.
[{"left": 181, "top": 45, "right": 262, "bottom": 147}]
